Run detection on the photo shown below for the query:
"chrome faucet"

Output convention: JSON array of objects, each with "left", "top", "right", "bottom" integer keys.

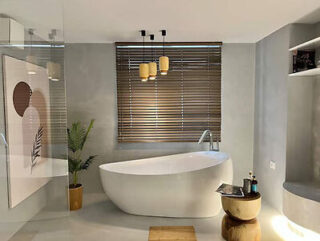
[{"left": 198, "top": 130, "right": 219, "bottom": 151}]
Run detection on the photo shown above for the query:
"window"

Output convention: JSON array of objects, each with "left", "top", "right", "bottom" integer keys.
[{"left": 116, "top": 42, "right": 222, "bottom": 142}]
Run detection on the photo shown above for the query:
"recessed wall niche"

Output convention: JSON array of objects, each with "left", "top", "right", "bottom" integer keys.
[
  {"left": 286, "top": 23, "right": 320, "bottom": 184},
  {"left": 284, "top": 22, "right": 320, "bottom": 233}
]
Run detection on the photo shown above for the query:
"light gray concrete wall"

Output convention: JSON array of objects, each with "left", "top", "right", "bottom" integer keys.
[
  {"left": 289, "top": 24, "right": 317, "bottom": 48},
  {"left": 286, "top": 24, "right": 319, "bottom": 183},
  {"left": 221, "top": 44, "right": 255, "bottom": 185},
  {"left": 313, "top": 77, "right": 320, "bottom": 181},
  {"left": 65, "top": 43, "right": 256, "bottom": 193},
  {"left": 287, "top": 78, "right": 314, "bottom": 182},
  {"left": 254, "top": 23, "right": 320, "bottom": 212},
  {"left": 285, "top": 24, "right": 317, "bottom": 185},
  {"left": 254, "top": 25, "right": 291, "bottom": 212},
  {"left": 315, "top": 22, "right": 320, "bottom": 35},
  {"left": 311, "top": 23, "right": 320, "bottom": 181}
]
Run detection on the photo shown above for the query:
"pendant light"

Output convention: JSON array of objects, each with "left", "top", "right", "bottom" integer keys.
[
  {"left": 139, "top": 30, "right": 149, "bottom": 82},
  {"left": 159, "top": 30, "right": 169, "bottom": 75},
  {"left": 26, "top": 29, "right": 37, "bottom": 75},
  {"left": 148, "top": 34, "right": 157, "bottom": 80},
  {"left": 47, "top": 62, "right": 61, "bottom": 81},
  {"left": 47, "top": 30, "right": 61, "bottom": 81}
]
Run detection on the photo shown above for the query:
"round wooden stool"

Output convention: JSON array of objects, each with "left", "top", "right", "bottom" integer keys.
[
  {"left": 221, "top": 193, "right": 261, "bottom": 241},
  {"left": 222, "top": 214, "right": 261, "bottom": 241},
  {"left": 221, "top": 193, "right": 261, "bottom": 221}
]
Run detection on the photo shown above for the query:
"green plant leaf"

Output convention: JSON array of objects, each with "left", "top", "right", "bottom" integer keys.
[
  {"left": 67, "top": 119, "right": 96, "bottom": 178},
  {"left": 67, "top": 122, "right": 86, "bottom": 152},
  {"left": 81, "top": 155, "right": 97, "bottom": 170},
  {"left": 68, "top": 157, "right": 81, "bottom": 173},
  {"left": 80, "top": 119, "right": 95, "bottom": 150}
]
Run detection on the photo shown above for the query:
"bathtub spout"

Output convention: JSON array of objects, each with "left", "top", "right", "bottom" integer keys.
[{"left": 198, "top": 130, "right": 219, "bottom": 151}]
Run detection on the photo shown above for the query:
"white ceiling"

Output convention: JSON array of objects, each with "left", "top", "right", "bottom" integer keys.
[{"left": 1, "top": 0, "right": 320, "bottom": 43}]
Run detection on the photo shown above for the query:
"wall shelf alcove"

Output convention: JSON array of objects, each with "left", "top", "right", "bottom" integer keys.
[
  {"left": 289, "top": 67, "right": 320, "bottom": 77},
  {"left": 289, "top": 36, "right": 320, "bottom": 51},
  {"left": 288, "top": 35, "right": 320, "bottom": 77},
  {"left": 284, "top": 27, "right": 320, "bottom": 234}
]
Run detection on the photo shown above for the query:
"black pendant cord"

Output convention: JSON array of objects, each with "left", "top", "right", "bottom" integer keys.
[
  {"left": 141, "top": 30, "right": 146, "bottom": 63},
  {"left": 51, "top": 30, "right": 57, "bottom": 62},
  {"left": 52, "top": 38, "right": 55, "bottom": 62},
  {"left": 30, "top": 32, "right": 33, "bottom": 54},
  {"left": 53, "top": 40, "right": 56, "bottom": 62},
  {"left": 49, "top": 34, "right": 53, "bottom": 62},
  {"left": 163, "top": 35, "right": 165, "bottom": 56},
  {"left": 50, "top": 40, "right": 53, "bottom": 61},
  {"left": 161, "top": 30, "right": 166, "bottom": 56},
  {"left": 143, "top": 35, "right": 145, "bottom": 63},
  {"left": 29, "top": 29, "right": 33, "bottom": 56},
  {"left": 150, "top": 34, "right": 154, "bottom": 62}
]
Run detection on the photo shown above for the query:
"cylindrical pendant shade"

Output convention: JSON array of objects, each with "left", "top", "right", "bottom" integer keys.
[
  {"left": 159, "top": 56, "right": 169, "bottom": 75},
  {"left": 47, "top": 61, "right": 61, "bottom": 81},
  {"left": 26, "top": 55, "right": 37, "bottom": 75},
  {"left": 139, "top": 63, "right": 149, "bottom": 82},
  {"left": 148, "top": 62, "right": 157, "bottom": 80}
]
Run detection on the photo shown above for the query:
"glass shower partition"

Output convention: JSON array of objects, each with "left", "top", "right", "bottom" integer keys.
[{"left": 0, "top": 1, "right": 69, "bottom": 240}]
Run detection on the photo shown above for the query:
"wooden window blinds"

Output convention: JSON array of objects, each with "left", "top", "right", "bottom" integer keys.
[{"left": 116, "top": 42, "right": 222, "bottom": 142}]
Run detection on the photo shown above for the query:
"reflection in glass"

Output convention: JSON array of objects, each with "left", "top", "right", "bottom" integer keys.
[{"left": 0, "top": 1, "right": 68, "bottom": 240}]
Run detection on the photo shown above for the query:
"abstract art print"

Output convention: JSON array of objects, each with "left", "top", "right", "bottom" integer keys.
[{"left": 2, "top": 55, "right": 52, "bottom": 208}]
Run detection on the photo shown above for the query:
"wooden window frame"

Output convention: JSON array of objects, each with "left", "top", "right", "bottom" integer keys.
[{"left": 116, "top": 42, "right": 222, "bottom": 143}]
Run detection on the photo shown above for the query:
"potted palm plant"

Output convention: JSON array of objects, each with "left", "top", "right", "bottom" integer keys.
[{"left": 68, "top": 119, "right": 96, "bottom": 211}]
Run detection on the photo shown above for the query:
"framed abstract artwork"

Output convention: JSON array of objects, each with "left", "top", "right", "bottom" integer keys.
[{"left": 2, "top": 55, "right": 52, "bottom": 208}]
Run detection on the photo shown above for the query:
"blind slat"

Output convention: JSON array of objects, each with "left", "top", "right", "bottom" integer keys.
[{"left": 116, "top": 42, "right": 221, "bottom": 142}]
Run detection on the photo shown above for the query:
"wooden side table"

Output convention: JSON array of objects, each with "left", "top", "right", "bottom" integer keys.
[
  {"left": 222, "top": 193, "right": 261, "bottom": 221},
  {"left": 222, "top": 215, "right": 261, "bottom": 241},
  {"left": 221, "top": 193, "right": 261, "bottom": 241}
]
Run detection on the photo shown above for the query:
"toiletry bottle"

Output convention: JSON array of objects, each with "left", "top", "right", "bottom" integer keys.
[
  {"left": 243, "top": 178, "right": 251, "bottom": 195},
  {"left": 251, "top": 176, "right": 258, "bottom": 194},
  {"left": 243, "top": 171, "right": 253, "bottom": 195}
]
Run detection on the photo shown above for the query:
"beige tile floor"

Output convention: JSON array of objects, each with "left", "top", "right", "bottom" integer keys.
[{"left": 8, "top": 193, "right": 285, "bottom": 241}]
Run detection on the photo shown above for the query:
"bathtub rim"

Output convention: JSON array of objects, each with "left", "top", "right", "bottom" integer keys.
[{"left": 99, "top": 151, "right": 231, "bottom": 176}]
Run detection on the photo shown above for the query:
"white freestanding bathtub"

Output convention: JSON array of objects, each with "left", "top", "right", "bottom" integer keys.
[{"left": 99, "top": 151, "right": 233, "bottom": 218}]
